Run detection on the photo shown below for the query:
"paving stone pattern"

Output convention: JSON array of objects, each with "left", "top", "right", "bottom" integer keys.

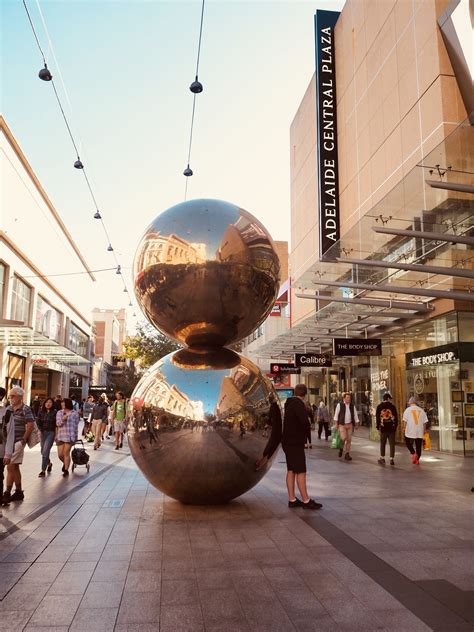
[{"left": 0, "top": 431, "right": 473, "bottom": 631}]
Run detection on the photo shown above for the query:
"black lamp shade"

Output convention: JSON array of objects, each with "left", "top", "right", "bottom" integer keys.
[
  {"left": 190, "top": 80, "right": 203, "bottom": 94},
  {"left": 74, "top": 159, "right": 84, "bottom": 169},
  {"left": 94, "top": 211, "right": 102, "bottom": 219},
  {"left": 39, "top": 66, "right": 52, "bottom": 81},
  {"left": 183, "top": 165, "right": 193, "bottom": 177}
]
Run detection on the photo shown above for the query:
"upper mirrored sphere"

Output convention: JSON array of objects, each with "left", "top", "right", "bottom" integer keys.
[
  {"left": 128, "top": 350, "right": 281, "bottom": 504},
  {"left": 133, "top": 199, "right": 281, "bottom": 349}
]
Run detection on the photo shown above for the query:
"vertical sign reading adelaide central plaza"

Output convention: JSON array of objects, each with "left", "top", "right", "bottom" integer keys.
[{"left": 314, "top": 10, "right": 340, "bottom": 260}]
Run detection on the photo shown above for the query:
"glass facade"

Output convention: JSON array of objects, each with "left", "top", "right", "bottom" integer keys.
[
  {"left": 298, "top": 312, "right": 474, "bottom": 456},
  {"left": 67, "top": 322, "right": 89, "bottom": 358},
  {"left": 0, "top": 262, "right": 5, "bottom": 317},
  {"left": 10, "top": 275, "right": 32, "bottom": 324},
  {"left": 35, "top": 296, "right": 62, "bottom": 343}
]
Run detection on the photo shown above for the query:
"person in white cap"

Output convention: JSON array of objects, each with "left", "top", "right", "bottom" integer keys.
[{"left": 402, "top": 396, "right": 427, "bottom": 465}]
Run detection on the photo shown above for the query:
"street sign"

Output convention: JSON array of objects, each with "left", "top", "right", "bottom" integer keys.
[
  {"left": 333, "top": 338, "right": 382, "bottom": 356},
  {"left": 269, "top": 363, "right": 301, "bottom": 374},
  {"left": 294, "top": 353, "right": 332, "bottom": 367}
]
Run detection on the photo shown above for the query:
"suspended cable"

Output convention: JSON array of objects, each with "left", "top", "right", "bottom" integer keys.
[
  {"left": 22, "top": 0, "right": 135, "bottom": 309},
  {"left": 22, "top": 0, "right": 46, "bottom": 64},
  {"left": 22, "top": 267, "right": 118, "bottom": 279},
  {"left": 183, "top": 0, "right": 206, "bottom": 200},
  {"left": 195, "top": 0, "right": 206, "bottom": 78}
]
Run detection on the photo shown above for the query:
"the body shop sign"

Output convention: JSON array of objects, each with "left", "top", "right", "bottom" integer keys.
[
  {"left": 406, "top": 344, "right": 459, "bottom": 369},
  {"left": 314, "top": 9, "right": 340, "bottom": 260}
]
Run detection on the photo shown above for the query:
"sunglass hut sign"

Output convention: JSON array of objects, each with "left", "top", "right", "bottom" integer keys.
[{"left": 315, "top": 10, "right": 341, "bottom": 260}]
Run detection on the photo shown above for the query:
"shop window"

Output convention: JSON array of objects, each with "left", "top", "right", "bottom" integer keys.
[
  {"left": 10, "top": 275, "right": 32, "bottom": 324},
  {"left": 0, "top": 262, "right": 5, "bottom": 317},
  {"left": 458, "top": 312, "right": 474, "bottom": 342},
  {"left": 6, "top": 352, "right": 25, "bottom": 392},
  {"left": 35, "top": 296, "right": 62, "bottom": 343},
  {"left": 67, "top": 322, "right": 89, "bottom": 358}
]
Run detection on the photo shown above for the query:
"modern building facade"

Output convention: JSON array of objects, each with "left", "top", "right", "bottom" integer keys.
[
  {"left": 0, "top": 116, "right": 94, "bottom": 402},
  {"left": 256, "top": 0, "right": 473, "bottom": 455},
  {"left": 91, "top": 307, "right": 128, "bottom": 392}
]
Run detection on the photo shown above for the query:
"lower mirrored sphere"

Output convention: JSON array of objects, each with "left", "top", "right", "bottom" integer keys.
[{"left": 128, "top": 350, "right": 281, "bottom": 504}]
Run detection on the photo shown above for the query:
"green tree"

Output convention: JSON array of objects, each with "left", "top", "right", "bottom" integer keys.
[
  {"left": 122, "top": 322, "right": 180, "bottom": 370},
  {"left": 108, "top": 364, "right": 140, "bottom": 398}
]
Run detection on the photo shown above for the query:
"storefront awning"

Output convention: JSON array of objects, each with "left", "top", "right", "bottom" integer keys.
[{"left": 0, "top": 322, "right": 91, "bottom": 366}]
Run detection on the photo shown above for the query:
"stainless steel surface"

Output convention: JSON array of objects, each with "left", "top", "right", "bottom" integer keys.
[
  {"left": 312, "top": 279, "right": 474, "bottom": 302},
  {"left": 373, "top": 227, "right": 474, "bottom": 247},
  {"left": 425, "top": 179, "right": 474, "bottom": 194},
  {"left": 134, "top": 198, "right": 281, "bottom": 349},
  {"left": 295, "top": 293, "right": 434, "bottom": 311},
  {"left": 128, "top": 350, "right": 280, "bottom": 504},
  {"left": 336, "top": 257, "right": 474, "bottom": 280}
]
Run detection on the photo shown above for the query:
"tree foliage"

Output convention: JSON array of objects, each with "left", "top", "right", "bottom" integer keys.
[
  {"left": 122, "top": 322, "right": 180, "bottom": 370},
  {"left": 108, "top": 365, "right": 140, "bottom": 398}
]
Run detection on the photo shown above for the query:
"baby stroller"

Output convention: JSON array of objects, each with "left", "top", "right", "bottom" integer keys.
[{"left": 71, "top": 439, "right": 90, "bottom": 472}]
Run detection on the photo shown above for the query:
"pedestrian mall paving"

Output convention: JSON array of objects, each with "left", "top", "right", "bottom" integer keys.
[{"left": 0, "top": 432, "right": 473, "bottom": 632}]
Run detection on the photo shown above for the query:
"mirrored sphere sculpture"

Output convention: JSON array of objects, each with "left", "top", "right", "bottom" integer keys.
[
  {"left": 131, "top": 198, "right": 281, "bottom": 504},
  {"left": 133, "top": 198, "right": 281, "bottom": 349},
  {"left": 129, "top": 351, "right": 279, "bottom": 504}
]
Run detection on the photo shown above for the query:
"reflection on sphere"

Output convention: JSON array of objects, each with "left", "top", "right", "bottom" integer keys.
[
  {"left": 133, "top": 199, "right": 280, "bottom": 349},
  {"left": 128, "top": 350, "right": 280, "bottom": 504}
]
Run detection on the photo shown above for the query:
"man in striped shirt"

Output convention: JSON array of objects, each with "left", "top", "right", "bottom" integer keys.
[{"left": 2, "top": 386, "right": 35, "bottom": 502}]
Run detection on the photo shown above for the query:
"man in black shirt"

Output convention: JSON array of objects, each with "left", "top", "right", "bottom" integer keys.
[
  {"left": 282, "top": 384, "right": 322, "bottom": 510},
  {"left": 376, "top": 392, "right": 399, "bottom": 465}
]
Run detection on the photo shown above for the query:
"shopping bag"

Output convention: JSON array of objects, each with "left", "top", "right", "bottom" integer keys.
[
  {"left": 27, "top": 423, "right": 40, "bottom": 449},
  {"left": 331, "top": 428, "right": 343, "bottom": 450},
  {"left": 423, "top": 432, "right": 431, "bottom": 450}
]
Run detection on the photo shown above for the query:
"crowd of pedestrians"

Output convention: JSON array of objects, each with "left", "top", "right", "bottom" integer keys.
[
  {"left": 0, "top": 387, "right": 129, "bottom": 507},
  {"left": 0, "top": 382, "right": 433, "bottom": 512},
  {"left": 278, "top": 386, "right": 432, "bottom": 511}
]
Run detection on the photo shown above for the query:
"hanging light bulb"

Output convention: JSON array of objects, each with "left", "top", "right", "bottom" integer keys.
[
  {"left": 190, "top": 76, "right": 203, "bottom": 93},
  {"left": 116, "top": 265, "right": 121, "bottom": 274},
  {"left": 74, "top": 159, "right": 84, "bottom": 169},
  {"left": 93, "top": 210, "right": 102, "bottom": 219},
  {"left": 107, "top": 244, "right": 113, "bottom": 252},
  {"left": 38, "top": 64, "right": 52, "bottom": 81},
  {"left": 183, "top": 164, "right": 193, "bottom": 177}
]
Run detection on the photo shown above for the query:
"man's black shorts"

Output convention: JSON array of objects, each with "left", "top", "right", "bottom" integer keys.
[{"left": 283, "top": 446, "right": 306, "bottom": 473}]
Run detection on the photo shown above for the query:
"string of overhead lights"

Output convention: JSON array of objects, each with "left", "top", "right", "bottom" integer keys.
[
  {"left": 22, "top": 0, "right": 134, "bottom": 307},
  {"left": 183, "top": 0, "right": 206, "bottom": 200},
  {"left": 22, "top": 267, "right": 123, "bottom": 279}
]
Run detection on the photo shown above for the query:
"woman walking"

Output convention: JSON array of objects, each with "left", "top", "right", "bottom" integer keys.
[
  {"left": 56, "top": 398, "right": 80, "bottom": 477},
  {"left": 37, "top": 397, "right": 56, "bottom": 477},
  {"left": 111, "top": 391, "right": 127, "bottom": 450},
  {"left": 316, "top": 400, "right": 330, "bottom": 440}
]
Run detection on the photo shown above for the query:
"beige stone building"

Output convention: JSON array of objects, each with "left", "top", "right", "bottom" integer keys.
[{"left": 257, "top": 0, "right": 473, "bottom": 455}]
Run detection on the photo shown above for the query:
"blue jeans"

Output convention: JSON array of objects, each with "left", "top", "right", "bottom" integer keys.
[{"left": 40, "top": 431, "right": 55, "bottom": 471}]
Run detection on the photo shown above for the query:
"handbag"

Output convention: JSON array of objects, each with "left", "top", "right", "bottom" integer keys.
[{"left": 27, "top": 422, "right": 40, "bottom": 449}]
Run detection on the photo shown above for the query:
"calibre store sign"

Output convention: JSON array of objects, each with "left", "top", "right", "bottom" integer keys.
[
  {"left": 294, "top": 353, "right": 332, "bottom": 367},
  {"left": 333, "top": 338, "right": 382, "bottom": 356},
  {"left": 314, "top": 9, "right": 340, "bottom": 260}
]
